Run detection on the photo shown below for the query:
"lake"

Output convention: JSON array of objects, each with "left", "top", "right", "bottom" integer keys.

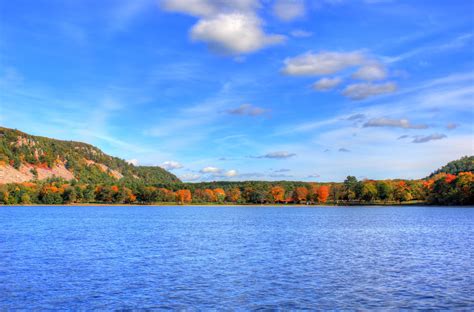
[{"left": 0, "top": 205, "right": 473, "bottom": 309}]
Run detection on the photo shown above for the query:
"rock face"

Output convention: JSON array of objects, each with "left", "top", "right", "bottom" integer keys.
[{"left": 0, "top": 163, "right": 75, "bottom": 184}]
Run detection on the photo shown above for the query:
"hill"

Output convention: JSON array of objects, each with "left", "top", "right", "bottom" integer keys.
[
  {"left": 429, "top": 156, "right": 474, "bottom": 178},
  {"left": 0, "top": 127, "right": 181, "bottom": 184}
]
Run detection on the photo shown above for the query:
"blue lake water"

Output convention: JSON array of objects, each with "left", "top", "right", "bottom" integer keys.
[{"left": 0, "top": 205, "right": 473, "bottom": 309}]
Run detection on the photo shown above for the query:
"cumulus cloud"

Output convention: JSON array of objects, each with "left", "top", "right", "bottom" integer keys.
[
  {"left": 290, "top": 29, "right": 313, "bottom": 38},
  {"left": 342, "top": 82, "right": 397, "bottom": 100},
  {"left": 200, "top": 166, "right": 221, "bottom": 173},
  {"left": 273, "top": 0, "right": 306, "bottom": 22},
  {"left": 161, "top": 160, "right": 184, "bottom": 170},
  {"left": 282, "top": 51, "right": 366, "bottom": 76},
  {"left": 180, "top": 173, "right": 201, "bottom": 181},
  {"left": 190, "top": 13, "right": 285, "bottom": 54},
  {"left": 363, "top": 117, "right": 428, "bottom": 129},
  {"left": 352, "top": 63, "right": 387, "bottom": 81},
  {"left": 162, "top": 1, "right": 285, "bottom": 54},
  {"left": 313, "top": 77, "right": 342, "bottom": 91},
  {"left": 339, "top": 148, "right": 351, "bottom": 152},
  {"left": 412, "top": 134, "right": 447, "bottom": 143},
  {"left": 126, "top": 159, "right": 139, "bottom": 166},
  {"left": 255, "top": 151, "right": 296, "bottom": 159},
  {"left": 227, "top": 103, "right": 268, "bottom": 116}
]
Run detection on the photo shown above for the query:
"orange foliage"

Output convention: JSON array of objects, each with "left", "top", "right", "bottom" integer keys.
[
  {"left": 226, "top": 187, "right": 241, "bottom": 202},
  {"left": 294, "top": 187, "right": 308, "bottom": 203},
  {"left": 204, "top": 189, "right": 216, "bottom": 202},
  {"left": 213, "top": 188, "right": 226, "bottom": 202},
  {"left": 111, "top": 185, "right": 119, "bottom": 193},
  {"left": 176, "top": 189, "right": 192, "bottom": 204},
  {"left": 317, "top": 185, "right": 330, "bottom": 203},
  {"left": 271, "top": 186, "right": 285, "bottom": 202},
  {"left": 423, "top": 179, "right": 434, "bottom": 190},
  {"left": 445, "top": 174, "right": 456, "bottom": 183}
]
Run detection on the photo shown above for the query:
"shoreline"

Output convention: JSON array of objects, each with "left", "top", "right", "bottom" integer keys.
[{"left": 3, "top": 202, "right": 460, "bottom": 208}]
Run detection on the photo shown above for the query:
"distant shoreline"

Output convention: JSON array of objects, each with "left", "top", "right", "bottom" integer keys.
[{"left": 2, "top": 202, "right": 441, "bottom": 207}]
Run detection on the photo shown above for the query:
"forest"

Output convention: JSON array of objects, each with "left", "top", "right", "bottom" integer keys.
[
  {"left": 0, "top": 171, "right": 472, "bottom": 206},
  {"left": 0, "top": 127, "right": 472, "bottom": 206}
]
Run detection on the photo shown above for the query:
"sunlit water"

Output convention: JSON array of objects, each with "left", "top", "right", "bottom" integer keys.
[{"left": 0, "top": 205, "right": 473, "bottom": 309}]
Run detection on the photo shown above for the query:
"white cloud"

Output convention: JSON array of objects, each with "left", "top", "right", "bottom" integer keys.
[
  {"left": 190, "top": 13, "right": 285, "bottom": 54},
  {"left": 200, "top": 166, "right": 221, "bottom": 173},
  {"left": 282, "top": 51, "right": 366, "bottom": 76},
  {"left": 224, "top": 169, "right": 238, "bottom": 177},
  {"left": 227, "top": 103, "right": 268, "bottom": 116},
  {"left": 342, "top": 82, "right": 397, "bottom": 100},
  {"left": 352, "top": 63, "right": 387, "bottom": 81},
  {"left": 290, "top": 29, "right": 313, "bottom": 38},
  {"left": 161, "top": 0, "right": 259, "bottom": 17},
  {"left": 126, "top": 159, "right": 139, "bottom": 166},
  {"left": 273, "top": 0, "right": 306, "bottom": 22},
  {"left": 412, "top": 134, "right": 447, "bottom": 143},
  {"left": 363, "top": 117, "right": 428, "bottom": 129},
  {"left": 180, "top": 173, "right": 201, "bottom": 181},
  {"left": 313, "top": 77, "right": 342, "bottom": 91},
  {"left": 162, "top": 0, "right": 284, "bottom": 54},
  {"left": 161, "top": 160, "right": 184, "bottom": 170}
]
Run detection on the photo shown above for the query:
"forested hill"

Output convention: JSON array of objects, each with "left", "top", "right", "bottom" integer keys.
[
  {"left": 0, "top": 127, "right": 181, "bottom": 184},
  {"left": 429, "top": 156, "right": 474, "bottom": 177}
]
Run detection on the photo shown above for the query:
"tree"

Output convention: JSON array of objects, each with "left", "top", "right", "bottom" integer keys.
[
  {"left": 203, "top": 189, "right": 216, "bottom": 202},
  {"left": 393, "top": 181, "right": 412, "bottom": 203},
  {"left": 213, "top": 188, "right": 226, "bottom": 203},
  {"left": 294, "top": 187, "right": 308, "bottom": 203},
  {"left": 317, "top": 185, "right": 330, "bottom": 204},
  {"left": 226, "top": 187, "right": 241, "bottom": 203},
  {"left": 376, "top": 181, "right": 392, "bottom": 202},
  {"left": 176, "top": 189, "right": 192, "bottom": 204},
  {"left": 270, "top": 186, "right": 285, "bottom": 203},
  {"left": 63, "top": 187, "right": 77, "bottom": 204},
  {"left": 361, "top": 182, "right": 377, "bottom": 202}
]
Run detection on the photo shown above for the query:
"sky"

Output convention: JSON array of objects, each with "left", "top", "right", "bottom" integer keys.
[{"left": 0, "top": 0, "right": 473, "bottom": 182}]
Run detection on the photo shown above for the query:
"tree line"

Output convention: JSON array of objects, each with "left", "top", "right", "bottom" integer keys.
[{"left": 1, "top": 171, "right": 472, "bottom": 205}]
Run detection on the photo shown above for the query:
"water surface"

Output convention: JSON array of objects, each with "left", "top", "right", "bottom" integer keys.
[{"left": 0, "top": 206, "right": 473, "bottom": 309}]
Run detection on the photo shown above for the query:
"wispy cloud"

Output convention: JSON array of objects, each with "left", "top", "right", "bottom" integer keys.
[
  {"left": 226, "top": 103, "right": 269, "bottom": 116},
  {"left": 313, "top": 77, "right": 342, "bottom": 91},
  {"left": 412, "top": 134, "right": 447, "bottom": 143},
  {"left": 253, "top": 151, "right": 296, "bottom": 159},
  {"left": 273, "top": 0, "right": 306, "bottom": 22},
  {"left": 342, "top": 82, "right": 397, "bottom": 100},
  {"left": 363, "top": 117, "right": 428, "bottom": 129}
]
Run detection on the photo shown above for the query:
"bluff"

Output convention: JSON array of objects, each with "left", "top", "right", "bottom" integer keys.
[{"left": 0, "top": 127, "right": 181, "bottom": 184}]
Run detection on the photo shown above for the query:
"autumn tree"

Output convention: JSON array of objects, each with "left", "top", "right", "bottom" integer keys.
[
  {"left": 294, "top": 186, "right": 308, "bottom": 203},
  {"left": 317, "top": 185, "right": 330, "bottom": 204},
  {"left": 226, "top": 187, "right": 241, "bottom": 203},
  {"left": 270, "top": 186, "right": 285, "bottom": 203},
  {"left": 176, "top": 189, "right": 192, "bottom": 204},
  {"left": 213, "top": 188, "right": 226, "bottom": 203},
  {"left": 203, "top": 189, "right": 216, "bottom": 202}
]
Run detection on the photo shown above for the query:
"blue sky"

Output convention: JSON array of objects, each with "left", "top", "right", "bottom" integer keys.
[{"left": 0, "top": 0, "right": 473, "bottom": 182}]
